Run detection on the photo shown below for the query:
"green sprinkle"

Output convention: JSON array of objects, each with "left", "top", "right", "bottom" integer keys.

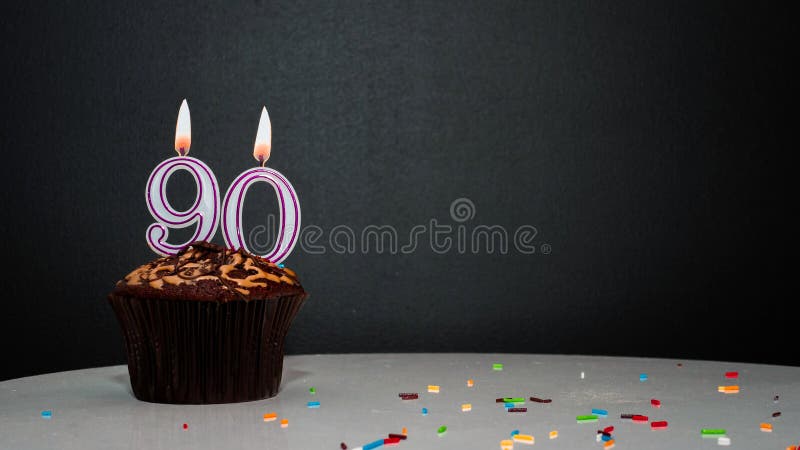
[
  {"left": 309, "top": 387, "right": 316, "bottom": 394},
  {"left": 493, "top": 363, "right": 504, "bottom": 371},
  {"left": 576, "top": 415, "right": 599, "bottom": 423},
  {"left": 437, "top": 425, "right": 447, "bottom": 436},
  {"left": 701, "top": 429, "right": 727, "bottom": 436},
  {"left": 503, "top": 397, "right": 525, "bottom": 403}
]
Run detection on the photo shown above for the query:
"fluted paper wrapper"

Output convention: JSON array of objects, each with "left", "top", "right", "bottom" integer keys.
[{"left": 108, "top": 294, "right": 306, "bottom": 404}]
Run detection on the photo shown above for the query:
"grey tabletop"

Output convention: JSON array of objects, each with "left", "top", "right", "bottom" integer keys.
[{"left": 1, "top": 354, "right": 798, "bottom": 449}]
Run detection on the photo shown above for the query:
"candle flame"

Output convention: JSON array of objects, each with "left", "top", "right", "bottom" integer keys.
[
  {"left": 175, "top": 99, "right": 191, "bottom": 156},
  {"left": 253, "top": 106, "right": 272, "bottom": 166}
]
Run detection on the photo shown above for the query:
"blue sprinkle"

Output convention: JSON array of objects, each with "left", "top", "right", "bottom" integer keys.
[
  {"left": 277, "top": 263, "right": 285, "bottom": 268},
  {"left": 307, "top": 401, "right": 320, "bottom": 408},
  {"left": 421, "top": 407, "right": 428, "bottom": 416},
  {"left": 41, "top": 410, "right": 52, "bottom": 419},
  {"left": 504, "top": 402, "right": 515, "bottom": 408},
  {"left": 640, "top": 373, "right": 648, "bottom": 382},
  {"left": 363, "top": 438, "right": 385, "bottom": 450},
  {"left": 591, "top": 408, "right": 608, "bottom": 417},
  {"left": 510, "top": 429, "right": 520, "bottom": 437},
  {"left": 602, "top": 434, "right": 612, "bottom": 442}
]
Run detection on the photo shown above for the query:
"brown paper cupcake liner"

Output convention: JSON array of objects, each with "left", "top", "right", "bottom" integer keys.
[{"left": 108, "top": 293, "right": 306, "bottom": 404}]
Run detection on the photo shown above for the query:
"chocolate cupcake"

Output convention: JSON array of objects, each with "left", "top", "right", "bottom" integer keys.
[{"left": 108, "top": 241, "right": 307, "bottom": 404}]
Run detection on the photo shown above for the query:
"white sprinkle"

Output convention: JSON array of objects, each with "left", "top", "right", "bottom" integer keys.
[
  {"left": 581, "top": 371, "right": 585, "bottom": 379},
  {"left": 717, "top": 437, "right": 731, "bottom": 446}
]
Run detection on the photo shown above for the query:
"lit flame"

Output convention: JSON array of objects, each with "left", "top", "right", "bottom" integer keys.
[
  {"left": 175, "top": 99, "right": 191, "bottom": 156},
  {"left": 253, "top": 106, "right": 271, "bottom": 166}
]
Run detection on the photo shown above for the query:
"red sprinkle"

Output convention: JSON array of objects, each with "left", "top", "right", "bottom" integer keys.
[
  {"left": 772, "top": 412, "right": 781, "bottom": 418},
  {"left": 603, "top": 426, "right": 614, "bottom": 434},
  {"left": 508, "top": 407, "right": 527, "bottom": 413},
  {"left": 530, "top": 397, "right": 552, "bottom": 403},
  {"left": 725, "top": 371, "right": 739, "bottom": 379},
  {"left": 340, "top": 443, "right": 347, "bottom": 450},
  {"left": 651, "top": 421, "right": 668, "bottom": 429},
  {"left": 388, "top": 434, "right": 407, "bottom": 440},
  {"left": 384, "top": 437, "right": 401, "bottom": 445},
  {"left": 495, "top": 398, "right": 506, "bottom": 403},
  {"left": 651, "top": 399, "right": 661, "bottom": 408},
  {"left": 632, "top": 415, "right": 649, "bottom": 423},
  {"left": 182, "top": 423, "right": 188, "bottom": 430},
  {"left": 399, "top": 393, "right": 418, "bottom": 400}
]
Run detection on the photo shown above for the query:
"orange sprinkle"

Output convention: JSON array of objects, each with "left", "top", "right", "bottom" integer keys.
[
  {"left": 549, "top": 430, "right": 558, "bottom": 439},
  {"left": 263, "top": 413, "right": 277, "bottom": 422},
  {"left": 401, "top": 427, "right": 407, "bottom": 436},
  {"left": 604, "top": 439, "right": 615, "bottom": 449},
  {"left": 467, "top": 379, "right": 474, "bottom": 387},
  {"left": 461, "top": 403, "right": 472, "bottom": 412},
  {"left": 759, "top": 423, "right": 772, "bottom": 432},
  {"left": 500, "top": 439, "right": 514, "bottom": 450},
  {"left": 428, "top": 385, "right": 440, "bottom": 393}
]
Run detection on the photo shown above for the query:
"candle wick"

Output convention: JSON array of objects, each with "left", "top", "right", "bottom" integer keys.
[
  {"left": 178, "top": 148, "right": 186, "bottom": 157},
  {"left": 260, "top": 160, "right": 266, "bottom": 168}
]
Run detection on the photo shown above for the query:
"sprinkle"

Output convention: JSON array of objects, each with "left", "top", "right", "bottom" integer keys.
[
  {"left": 549, "top": 430, "right": 558, "bottom": 439},
  {"left": 383, "top": 437, "right": 401, "bottom": 445},
  {"left": 581, "top": 371, "right": 585, "bottom": 379},
  {"left": 500, "top": 440, "right": 514, "bottom": 450},
  {"left": 725, "top": 371, "right": 738, "bottom": 379},
  {"left": 508, "top": 407, "right": 527, "bottom": 413},
  {"left": 651, "top": 399, "right": 661, "bottom": 408},
  {"left": 632, "top": 415, "right": 649, "bottom": 423},
  {"left": 603, "top": 426, "right": 614, "bottom": 434},
  {"left": 604, "top": 439, "right": 615, "bottom": 449},
  {"left": 182, "top": 423, "right": 188, "bottom": 430},
  {"left": 503, "top": 397, "right": 525, "bottom": 404},
  {"left": 513, "top": 434, "right": 535, "bottom": 445},
  {"left": 601, "top": 434, "right": 612, "bottom": 442},
  {"left": 461, "top": 403, "right": 472, "bottom": 412},
  {"left": 577, "top": 415, "right": 599, "bottom": 423},
  {"left": 760, "top": 423, "right": 773, "bottom": 432},
  {"left": 677, "top": 363, "right": 683, "bottom": 367},
  {"left": 340, "top": 443, "right": 347, "bottom": 450},
  {"left": 263, "top": 413, "right": 277, "bottom": 422},
  {"left": 640, "top": 373, "right": 648, "bottom": 382},
  {"left": 363, "top": 439, "right": 384, "bottom": 450},
  {"left": 511, "top": 430, "right": 520, "bottom": 437},
  {"left": 495, "top": 398, "right": 506, "bottom": 403},
  {"left": 591, "top": 408, "right": 608, "bottom": 417},
  {"left": 717, "top": 436, "right": 731, "bottom": 446},
  {"left": 530, "top": 397, "right": 552, "bottom": 403},
  {"left": 437, "top": 425, "right": 447, "bottom": 436},
  {"left": 466, "top": 379, "right": 474, "bottom": 388},
  {"left": 772, "top": 411, "right": 781, "bottom": 418},
  {"left": 701, "top": 429, "right": 727, "bottom": 436},
  {"left": 493, "top": 363, "right": 504, "bottom": 371},
  {"left": 620, "top": 414, "right": 634, "bottom": 419},
  {"left": 651, "top": 420, "right": 668, "bottom": 429},
  {"left": 388, "top": 434, "right": 407, "bottom": 440},
  {"left": 718, "top": 385, "right": 740, "bottom": 394},
  {"left": 427, "top": 385, "right": 440, "bottom": 393},
  {"left": 421, "top": 407, "right": 428, "bottom": 416},
  {"left": 307, "top": 401, "right": 320, "bottom": 408},
  {"left": 401, "top": 427, "right": 407, "bottom": 436},
  {"left": 280, "top": 419, "right": 288, "bottom": 428},
  {"left": 277, "top": 263, "right": 285, "bottom": 268},
  {"left": 41, "top": 410, "right": 52, "bottom": 419},
  {"left": 399, "top": 393, "right": 419, "bottom": 400}
]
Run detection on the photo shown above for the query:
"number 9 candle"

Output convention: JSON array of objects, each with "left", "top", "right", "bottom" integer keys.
[
  {"left": 221, "top": 107, "right": 301, "bottom": 263},
  {"left": 145, "top": 100, "right": 220, "bottom": 256}
]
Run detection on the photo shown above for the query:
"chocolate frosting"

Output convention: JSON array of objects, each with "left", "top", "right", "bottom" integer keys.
[{"left": 112, "top": 241, "right": 304, "bottom": 302}]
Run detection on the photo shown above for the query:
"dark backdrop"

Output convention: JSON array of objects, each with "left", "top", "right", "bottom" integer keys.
[{"left": 0, "top": 0, "right": 792, "bottom": 381}]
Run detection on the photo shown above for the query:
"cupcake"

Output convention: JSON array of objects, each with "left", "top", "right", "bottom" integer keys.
[{"left": 108, "top": 241, "right": 307, "bottom": 404}]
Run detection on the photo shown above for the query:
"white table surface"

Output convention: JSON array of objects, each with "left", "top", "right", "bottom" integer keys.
[{"left": 1, "top": 354, "right": 798, "bottom": 449}]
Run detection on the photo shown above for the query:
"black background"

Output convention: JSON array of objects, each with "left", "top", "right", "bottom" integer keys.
[{"left": 0, "top": 0, "right": 792, "bottom": 381}]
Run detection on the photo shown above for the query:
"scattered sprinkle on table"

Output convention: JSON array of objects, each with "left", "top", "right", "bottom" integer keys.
[
  {"left": 182, "top": 423, "right": 188, "bottom": 430},
  {"left": 40, "top": 410, "right": 52, "bottom": 419},
  {"left": 701, "top": 428, "right": 727, "bottom": 437},
  {"left": 437, "top": 425, "right": 447, "bottom": 436},
  {"left": 362, "top": 438, "right": 384, "bottom": 450},
  {"left": 717, "top": 436, "right": 731, "bottom": 446},
  {"left": 577, "top": 415, "right": 598, "bottom": 423},
  {"left": 760, "top": 422, "right": 773, "bottom": 432},
  {"left": 388, "top": 433, "right": 406, "bottom": 440},
  {"left": 651, "top": 398, "right": 661, "bottom": 408},
  {"left": 530, "top": 396, "right": 552, "bottom": 403},
  {"left": 510, "top": 429, "right": 519, "bottom": 436},
  {"left": 399, "top": 393, "right": 418, "bottom": 400},
  {"left": 340, "top": 443, "right": 347, "bottom": 450},
  {"left": 508, "top": 407, "right": 527, "bottom": 413},
  {"left": 500, "top": 439, "right": 513, "bottom": 450},
  {"left": 581, "top": 371, "right": 585, "bottom": 379},
  {"left": 718, "top": 385, "right": 740, "bottom": 394},
  {"left": 503, "top": 397, "right": 525, "bottom": 403},
  {"left": 467, "top": 379, "right": 474, "bottom": 387},
  {"left": 549, "top": 430, "right": 558, "bottom": 439},
  {"left": 640, "top": 373, "right": 648, "bottom": 382},
  {"left": 725, "top": 371, "right": 738, "bottom": 379},
  {"left": 493, "top": 363, "right": 504, "bottom": 371},
  {"left": 772, "top": 411, "right": 782, "bottom": 417},
  {"left": 421, "top": 407, "right": 428, "bottom": 416},
  {"left": 309, "top": 387, "right": 316, "bottom": 394},
  {"left": 401, "top": 427, "right": 407, "bottom": 435},
  {"left": 263, "top": 412, "right": 277, "bottom": 422},
  {"left": 591, "top": 408, "right": 608, "bottom": 417},
  {"left": 651, "top": 420, "right": 668, "bottom": 430},
  {"left": 603, "top": 439, "right": 615, "bottom": 449},
  {"left": 513, "top": 434, "right": 534, "bottom": 444},
  {"left": 280, "top": 419, "right": 289, "bottom": 428},
  {"left": 307, "top": 401, "right": 320, "bottom": 408},
  {"left": 632, "top": 414, "right": 649, "bottom": 423},
  {"left": 603, "top": 426, "right": 614, "bottom": 434},
  {"left": 461, "top": 403, "right": 471, "bottom": 412},
  {"left": 427, "top": 385, "right": 440, "bottom": 393},
  {"left": 383, "top": 437, "right": 401, "bottom": 445}
]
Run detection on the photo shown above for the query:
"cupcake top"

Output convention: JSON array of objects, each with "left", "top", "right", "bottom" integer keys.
[{"left": 112, "top": 241, "right": 304, "bottom": 302}]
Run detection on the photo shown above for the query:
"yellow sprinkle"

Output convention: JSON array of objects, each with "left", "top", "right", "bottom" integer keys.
[
  {"left": 280, "top": 419, "right": 288, "bottom": 428},
  {"left": 467, "top": 379, "right": 474, "bottom": 387},
  {"left": 500, "top": 439, "right": 514, "bottom": 450},
  {"left": 262, "top": 413, "right": 277, "bottom": 422},
  {"left": 549, "top": 430, "right": 558, "bottom": 439},
  {"left": 513, "top": 434, "right": 534, "bottom": 445},
  {"left": 428, "top": 385, "right": 440, "bottom": 393},
  {"left": 461, "top": 403, "right": 472, "bottom": 412}
]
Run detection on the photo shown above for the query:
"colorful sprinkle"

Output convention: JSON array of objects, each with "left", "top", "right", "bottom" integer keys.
[
  {"left": 388, "top": 434, "right": 407, "bottom": 440},
  {"left": 461, "top": 403, "right": 472, "bottom": 412},
  {"left": 500, "top": 439, "right": 514, "bottom": 450},
  {"left": 307, "top": 401, "right": 320, "bottom": 408},
  {"left": 427, "top": 385, "right": 440, "bottom": 393},
  {"left": 421, "top": 407, "right": 428, "bottom": 416},
  {"left": 508, "top": 407, "right": 527, "bottom": 413},
  {"left": 620, "top": 414, "right": 634, "bottom": 419},
  {"left": 640, "top": 373, "right": 648, "bottom": 382},
  {"left": 493, "top": 363, "right": 504, "bottom": 371},
  {"left": 401, "top": 427, "right": 407, "bottom": 436},
  {"left": 760, "top": 423, "right": 773, "bottom": 432},
  {"left": 577, "top": 415, "right": 599, "bottom": 423},
  {"left": 340, "top": 443, "right": 347, "bottom": 450},
  {"left": 718, "top": 385, "right": 740, "bottom": 394},
  {"left": 604, "top": 439, "right": 615, "bottom": 449},
  {"left": 467, "top": 379, "right": 474, "bottom": 387},
  {"left": 632, "top": 414, "right": 649, "bottom": 423},
  {"left": 651, "top": 420, "right": 668, "bottom": 429},
  {"left": 277, "top": 263, "right": 285, "bottom": 268},
  {"left": 581, "top": 371, "right": 585, "bottom": 379},
  {"left": 399, "top": 393, "right": 418, "bottom": 400},
  {"left": 280, "top": 419, "right": 288, "bottom": 428},
  {"left": 772, "top": 411, "right": 782, "bottom": 417},
  {"left": 513, "top": 434, "right": 535, "bottom": 444},
  {"left": 363, "top": 439, "right": 384, "bottom": 450},
  {"left": 717, "top": 436, "right": 731, "bottom": 446},
  {"left": 383, "top": 437, "right": 401, "bottom": 445},
  {"left": 529, "top": 396, "right": 552, "bottom": 403},
  {"left": 503, "top": 397, "right": 525, "bottom": 403},
  {"left": 510, "top": 429, "right": 519, "bottom": 436},
  {"left": 41, "top": 410, "right": 52, "bottom": 419},
  {"left": 725, "top": 371, "right": 738, "bottom": 379},
  {"left": 603, "top": 426, "right": 614, "bottom": 434},
  {"left": 701, "top": 429, "right": 727, "bottom": 436},
  {"left": 549, "top": 430, "right": 558, "bottom": 439},
  {"left": 437, "top": 425, "right": 447, "bottom": 436},
  {"left": 182, "top": 423, "right": 188, "bottom": 430},
  {"left": 592, "top": 408, "right": 608, "bottom": 417},
  {"left": 309, "top": 387, "right": 316, "bottom": 394},
  {"left": 263, "top": 412, "right": 277, "bottom": 422},
  {"left": 651, "top": 399, "right": 661, "bottom": 408}
]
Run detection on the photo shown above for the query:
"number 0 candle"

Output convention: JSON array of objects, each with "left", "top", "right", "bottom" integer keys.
[
  {"left": 145, "top": 100, "right": 220, "bottom": 256},
  {"left": 221, "top": 107, "right": 300, "bottom": 263}
]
